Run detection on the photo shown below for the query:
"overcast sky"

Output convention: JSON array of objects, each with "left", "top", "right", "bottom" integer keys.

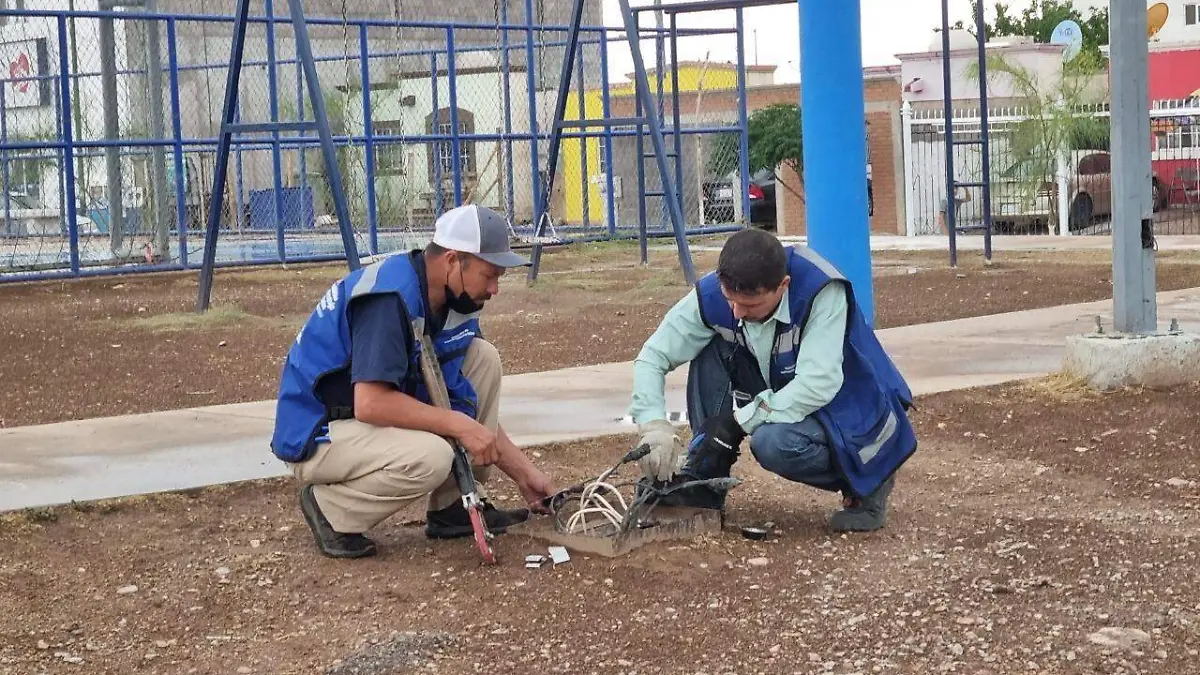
[{"left": 600, "top": 0, "right": 1055, "bottom": 83}]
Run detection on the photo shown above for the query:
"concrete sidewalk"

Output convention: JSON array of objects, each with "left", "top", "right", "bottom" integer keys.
[
  {"left": 4, "top": 288, "right": 1199, "bottom": 512},
  {"left": 774, "top": 234, "right": 1200, "bottom": 252}
]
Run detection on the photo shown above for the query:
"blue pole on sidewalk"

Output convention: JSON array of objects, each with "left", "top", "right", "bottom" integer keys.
[{"left": 798, "top": 0, "right": 874, "bottom": 325}]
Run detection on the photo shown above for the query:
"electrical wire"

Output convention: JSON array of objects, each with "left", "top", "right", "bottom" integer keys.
[{"left": 548, "top": 443, "right": 741, "bottom": 536}]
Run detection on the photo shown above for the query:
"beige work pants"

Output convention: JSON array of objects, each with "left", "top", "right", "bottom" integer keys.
[{"left": 288, "top": 339, "right": 501, "bottom": 533}]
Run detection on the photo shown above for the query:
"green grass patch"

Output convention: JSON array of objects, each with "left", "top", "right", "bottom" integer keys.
[{"left": 131, "top": 306, "right": 256, "bottom": 332}]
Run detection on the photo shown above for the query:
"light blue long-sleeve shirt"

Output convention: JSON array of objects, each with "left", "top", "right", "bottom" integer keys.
[{"left": 630, "top": 283, "right": 848, "bottom": 434}]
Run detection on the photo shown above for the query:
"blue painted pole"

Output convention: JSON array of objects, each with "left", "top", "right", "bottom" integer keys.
[
  {"left": 633, "top": 12, "right": 647, "bottom": 262},
  {"left": 599, "top": 28, "right": 616, "bottom": 236},
  {"left": 264, "top": 0, "right": 287, "bottom": 262},
  {"left": 57, "top": 15, "right": 80, "bottom": 275},
  {"left": 2, "top": 84, "right": 11, "bottom": 236},
  {"left": 500, "top": 0, "right": 515, "bottom": 222},
  {"left": 431, "top": 53, "right": 443, "bottom": 217},
  {"left": 167, "top": 19, "right": 189, "bottom": 267},
  {"left": 287, "top": 0, "right": 359, "bottom": 268},
  {"left": 524, "top": 0, "right": 541, "bottom": 232},
  {"left": 446, "top": 27, "right": 463, "bottom": 206},
  {"left": 618, "top": 0, "right": 694, "bottom": 281},
  {"left": 360, "top": 22, "right": 379, "bottom": 254},
  {"left": 669, "top": 13, "right": 684, "bottom": 226},
  {"left": 296, "top": 49, "right": 308, "bottom": 229},
  {"left": 576, "top": 48, "right": 589, "bottom": 229},
  {"left": 941, "top": 0, "right": 957, "bottom": 267},
  {"left": 235, "top": 103, "right": 245, "bottom": 232},
  {"left": 799, "top": 0, "right": 873, "bottom": 324},
  {"left": 197, "top": 0, "right": 253, "bottom": 311},
  {"left": 735, "top": 7, "right": 750, "bottom": 226}
]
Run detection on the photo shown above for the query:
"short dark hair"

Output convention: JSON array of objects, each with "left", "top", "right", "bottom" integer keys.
[
  {"left": 716, "top": 229, "right": 787, "bottom": 293},
  {"left": 424, "top": 241, "right": 472, "bottom": 267}
]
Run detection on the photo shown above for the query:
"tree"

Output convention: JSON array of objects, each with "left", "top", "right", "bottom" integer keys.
[
  {"left": 747, "top": 103, "right": 803, "bottom": 177},
  {"left": 706, "top": 103, "right": 805, "bottom": 200},
  {"left": 707, "top": 104, "right": 803, "bottom": 177},
  {"left": 947, "top": 1, "right": 1110, "bottom": 63},
  {"left": 966, "top": 49, "right": 1108, "bottom": 229}
]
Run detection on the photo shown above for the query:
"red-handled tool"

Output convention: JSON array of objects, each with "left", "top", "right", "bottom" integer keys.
[{"left": 416, "top": 333, "right": 496, "bottom": 564}]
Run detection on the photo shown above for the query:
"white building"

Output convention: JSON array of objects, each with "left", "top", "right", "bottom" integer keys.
[
  {"left": 0, "top": 0, "right": 594, "bottom": 235},
  {"left": 896, "top": 30, "right": 1088, "bottom": 110}
]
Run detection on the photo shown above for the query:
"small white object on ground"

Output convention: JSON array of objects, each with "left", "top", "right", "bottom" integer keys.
[{"left": 548, "top": 546, "right": 570, "bottom": 565}]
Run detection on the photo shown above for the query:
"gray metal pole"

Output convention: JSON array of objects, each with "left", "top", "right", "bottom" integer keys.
[
  {"left": 145, "top": 0, "right": 169, "bottom": 261},
  {"left": 99, "top": 9, "right": 125, "bottom": 256},
  {"left": 1110, "top": 0, "right": 1157, "bottom": 334}
]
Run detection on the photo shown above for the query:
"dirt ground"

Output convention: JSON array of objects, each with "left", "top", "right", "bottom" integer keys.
[
  {"left": 2, "top": 242, "right": 1199, "bottom": 428},
  {"left": 2, "top": 377, "right": 1197, "bottom": 674}
]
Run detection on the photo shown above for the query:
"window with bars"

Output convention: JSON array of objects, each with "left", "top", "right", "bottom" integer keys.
[
  {"left": 374, "top": 121, "right": 405, "bottom": 175},
  {"left": 1157, "top": 125, "right": 1199, "bottom": 150},
  {"left": 5, "top": 152, "right": 48, "bottom": 201},
  {"left": 425, "top": 107, "right": 475, "bottom": 183}
]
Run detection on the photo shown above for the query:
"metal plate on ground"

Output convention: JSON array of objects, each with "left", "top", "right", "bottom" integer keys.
[{"left": 509, "top": 506, "right": 722, "bottom": 558}]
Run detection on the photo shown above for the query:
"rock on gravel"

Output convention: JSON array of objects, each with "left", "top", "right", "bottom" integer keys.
[
  {"left": 325, "top": 631, "right": 456, "bottom": 675},
  {"left": 1088, "top": 627, "right": 1151, "bottom": 651}
]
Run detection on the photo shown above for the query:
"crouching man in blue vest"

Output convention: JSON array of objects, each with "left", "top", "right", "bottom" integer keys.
[
  {"left": 630, "top": 229, "right": 916, "bottom": 532},
  {"left": 271, "top": 204, "right": 556, "bottom": 558}
]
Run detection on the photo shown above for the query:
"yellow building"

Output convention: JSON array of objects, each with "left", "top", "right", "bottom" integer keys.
[{"left": 560, "top": 62, "right": 756, "bottom": 225}]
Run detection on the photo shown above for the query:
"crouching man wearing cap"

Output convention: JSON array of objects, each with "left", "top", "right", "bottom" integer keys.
[{"left": 271, "top": 204, "right": 556, "bottom": 558}]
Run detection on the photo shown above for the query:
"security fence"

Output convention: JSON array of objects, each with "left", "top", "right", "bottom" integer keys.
[
  {"left": 903, "top": 99, "right": 1200, "bottom": 237},
  {"left": 0, "top": 3, "right": 750, "bottom": 281}
]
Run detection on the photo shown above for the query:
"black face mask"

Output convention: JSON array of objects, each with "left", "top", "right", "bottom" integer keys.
[{"left": 445, "top": 264, "right": 483, "bottom": 314}]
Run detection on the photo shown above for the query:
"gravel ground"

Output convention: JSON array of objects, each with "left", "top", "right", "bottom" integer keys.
[
  {"left": 1, "top": 242, "right": 1198, "bottom": 428},
  {"left": 2, "top": 378, "right": 1198, "bottom": 674}
]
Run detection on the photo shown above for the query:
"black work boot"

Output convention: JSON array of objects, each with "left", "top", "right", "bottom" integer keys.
[
  {"left": 642, "top": 471, "right": 731, "bottom": 511},
  {"left": 829, "top": 475, "right": 895, "bottom": 533},
  {"left": 299, "top": 484, "right": 377, "bottom": 559},
  {"left": 425, "top": 500, "right": 530, "bottom": 539}
]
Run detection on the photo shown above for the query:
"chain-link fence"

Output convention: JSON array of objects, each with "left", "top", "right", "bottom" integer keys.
[
  {"left": 0, "top": 1, "right": 750, "bottom": 282},
  {"left": 904, "top": 100, "right": 1200, "bottom": 237}
]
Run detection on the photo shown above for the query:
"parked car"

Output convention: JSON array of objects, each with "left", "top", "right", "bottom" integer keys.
[
  {"left": 748, "top": 169, "right": 776, "bottom": 227},
  {"left": 702, "top": 169, "right": 776, "bottom": 228},
  {"left": 0, "top": 192, "right": 97, "bottom": 236},
  {"left": 991, "top": 150, "right": 1166, "bottom": 234}
]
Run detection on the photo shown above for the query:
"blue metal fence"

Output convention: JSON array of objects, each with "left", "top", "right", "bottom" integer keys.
[{"left": 0, "top": 6, "right": 749, "bottom": 282}]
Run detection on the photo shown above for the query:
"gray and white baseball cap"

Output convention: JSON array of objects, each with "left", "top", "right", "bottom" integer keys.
[{"left": 432, "top": 204, "right": 530, "bottom": 268}]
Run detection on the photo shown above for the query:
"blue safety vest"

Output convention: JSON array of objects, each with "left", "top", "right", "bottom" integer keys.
[
  {"left": 270, "top": 252, "right": 481, "bottom": 463},
  {"left": 696, "top": 245, "right": 917, "bottom": 498}
]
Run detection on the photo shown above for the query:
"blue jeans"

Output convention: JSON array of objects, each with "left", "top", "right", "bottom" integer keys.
[{"left": 685, "top": 337, "right": 843, "bottom": 493}]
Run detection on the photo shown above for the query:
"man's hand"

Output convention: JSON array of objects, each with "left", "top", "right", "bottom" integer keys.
[
  {"left": 516, "top": 467, "right": 556, "bottom": 513},
  {"left": 636, "top": 418, "right": 684, "bottom": 482},
  {"left": 454, "top": 414, "right": 500, "bottom": 465},
  {"left": 695, "top": 411, "right": 747, "bottom": 458}
]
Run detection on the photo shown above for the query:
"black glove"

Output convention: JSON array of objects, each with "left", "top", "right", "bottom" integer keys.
[{"left": 697, "top": 411, "right": 747, "bottom": 458}]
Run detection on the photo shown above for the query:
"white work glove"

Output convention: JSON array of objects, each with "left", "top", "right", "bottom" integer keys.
[{"left": 636, "top": 419, "right": 684, "bottom": 483}]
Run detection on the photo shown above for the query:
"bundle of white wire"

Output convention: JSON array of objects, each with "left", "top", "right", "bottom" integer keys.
[{"left": 563, "top": 479, "right": 631, "bottom": 535}]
